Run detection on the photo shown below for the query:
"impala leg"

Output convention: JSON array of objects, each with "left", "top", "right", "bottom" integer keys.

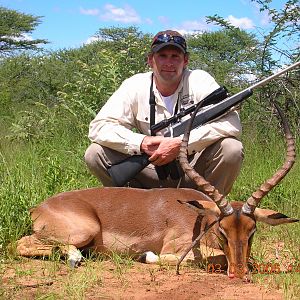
[
  {"left": 159, "top": 254, "right": 184, "bottom": 266},
  {"left": 16, "top": 235, "right": 54, "bottom": 257},
  {"left": 138, "top": 251, "right": 184, "bottom": 265},
  {"left": 16, "top": 234, "right": 82, "bottom": 267},
  {"left": 59, "top": 244, "right": 83, "bottom": 267},
  {"left": 159, "top": 247, "right": 225, "bottom": 266},
  {"left": 198, "top": 244, "right": 227, "bottom": 268}
]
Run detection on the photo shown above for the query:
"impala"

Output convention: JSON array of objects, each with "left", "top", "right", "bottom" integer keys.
[{"left": 16, "top": 103, "right": 298, "bottom": 280}]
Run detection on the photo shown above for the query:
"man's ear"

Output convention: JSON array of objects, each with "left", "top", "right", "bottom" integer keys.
[
  {"left": 254, "top": 208, "right": 299, "bottom": 226},
  {"left": 183, "top": 53, "right": 189, "bottom": 67},
  {"left": 147, "top": 54, "right": 153, "bottom": 68}
]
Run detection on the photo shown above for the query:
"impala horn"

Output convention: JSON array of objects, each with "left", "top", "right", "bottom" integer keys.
[
  {"left": 178, "top": 99, "right": 234, "bottom": 216},
  {"left": 242, "top": 102, "right": 296, "bottom": 214}
]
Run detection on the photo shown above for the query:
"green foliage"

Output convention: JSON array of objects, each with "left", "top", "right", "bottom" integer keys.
[
  {"left": 0, "top": 52, "right": 76, "bottom": 133},
  {"left": 0, "top": 134, "right": 97, "bottom": 247},
  {"left": 203, "top": 6, "right": 299, "bottom": 133},
  {"left": 56, "top": 28, "right": 151, "bottom": 132},
  {"left": 0, "top": 4, "right": 299, "bottom": 297},
  {"left": 0, "top": 6, "right": 48, "bottom": 56},
  {"left": 58, "top": 49, "right": 133, "bottom": 128},
  {"left": 248, "top": 0, "right": 300, "bottom": 133},
  {"left": 230, "top": 120, "right": 300, "bottom": 212},
  {"left": 251, "top": 0, "right": 300, "bottom": 67},
  {"left": 7, "top": 102, "right": 59, "bottom": 140},
  {"left": 240, "top": 72, "right": 300, "bottom": 134},
  {"left": 1, "top": 26, "right": 151, "bottom": 142},
  {"left": 186, "top": 28, "right": 262, "bottom": 88},
  {"left": 93, "top": 26, "right": 151, "bottom": 78}
]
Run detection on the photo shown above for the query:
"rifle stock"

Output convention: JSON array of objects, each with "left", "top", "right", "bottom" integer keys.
[
  {"left": 107, "top": 61, "right": 300, "bottom": 187},
  {"left": 151, "top": 86, "right": 228, "bottom": 134},
  {"left": 108, "top": 153, "right": 150, "bottom": 187}
]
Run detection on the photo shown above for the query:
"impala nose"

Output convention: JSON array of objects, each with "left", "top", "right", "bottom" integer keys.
[{"left": 228, "top": 263, "right": 248, "bottom": 279}]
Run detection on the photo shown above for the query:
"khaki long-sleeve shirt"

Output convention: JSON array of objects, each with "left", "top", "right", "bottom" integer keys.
[{"left": 88, "top": 69, "right": 242, "bottom": 155}]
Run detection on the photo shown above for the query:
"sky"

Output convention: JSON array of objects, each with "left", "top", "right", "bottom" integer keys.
[{"left": 0, "top": 0, "right": 289, "bottom": 51}]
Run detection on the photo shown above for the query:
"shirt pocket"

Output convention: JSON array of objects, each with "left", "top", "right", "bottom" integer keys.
[{"left": 136, "top": 110, "right": 151, "bottom": 135}]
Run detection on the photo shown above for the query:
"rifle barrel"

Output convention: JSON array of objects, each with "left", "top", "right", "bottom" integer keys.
[
  {"left": 108, "top": 61, "right": 300, "bottom": 186},
  {"left": 249, "top": 61, "right": 300, "bottom": 90}
]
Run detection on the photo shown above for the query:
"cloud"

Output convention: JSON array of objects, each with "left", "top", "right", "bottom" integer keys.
[
  {"left": 158, "top": 19, "right": 211, "bottom": 37},
  {"left": 158, "top": 16, "right": 170, "bottom": 25},
  {"left": 144, "top": 18, "right": 153, "bottom": 25},
  {"left": 100, "top": 4, "right": 141, "bottom": 23},
  {"left": 258, "top": 11, "right": 271, "bottom": 26},
  {"left": 22, "top": 33, "right": 34, "bottom": 41},
  {"left": 79, "top": 7, "right": 100, "bottom": 16},
  {"left": 179, "top": 20, "right": 210, "bottom": 34},
  {"left": 226, "top": 15, "right": 255, "bottom": 29},
  {"left": 6, "top": 33, "right": 34, "bottom": 42},
  {"left": 153, "top": 18, "right": 210, "bottom": 36},
  {"left": 84, "top": 36, "right": 101, "bottom": 45},
  {"left": 79, "top": 4, "right": 142, "bottom": 24},
  {"left": 250, "top": 1, "right": 271, "bottom": 26}
]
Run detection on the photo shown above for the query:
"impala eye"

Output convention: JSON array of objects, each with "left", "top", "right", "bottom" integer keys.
[
  {"left": 248, "top": 228, "right": 256, "bottom": 243},
  {"left": 218, "top": 228, "right": 227, "bottom": 239},
  {"left": 217, "top": 229, "right": 228, "bottom": 247}
]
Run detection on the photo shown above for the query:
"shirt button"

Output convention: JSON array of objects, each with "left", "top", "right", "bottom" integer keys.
[
  {"left": 134, "top": 151, "right": 137, "bottom": 154},
  {"left": 145, "top": 117, "right": 148, "bottom": 121}
]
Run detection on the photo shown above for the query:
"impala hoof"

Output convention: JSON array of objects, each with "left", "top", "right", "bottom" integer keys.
[
  {"left": 139, "top": 251, "right": 158, "bottom": 264},
  {"left": 68, "top": 258, "right": 80, "bottom": 268},
  {"left": 67, "top": 248, "right": 82, "bottom": 268}
]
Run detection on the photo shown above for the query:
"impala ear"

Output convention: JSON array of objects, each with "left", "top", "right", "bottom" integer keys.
[
  {"left": 254, "top": 208, "right": 299, "bottom": 226},
  {"left": 177, "top": 200, "right": 220, "bottom": 216}
]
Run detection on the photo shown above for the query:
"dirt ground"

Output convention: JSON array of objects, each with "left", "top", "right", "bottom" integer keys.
[{"left": 1, "top": 258, "right": 285, "bottom": 300}]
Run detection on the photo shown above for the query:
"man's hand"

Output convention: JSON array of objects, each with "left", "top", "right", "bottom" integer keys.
[{"left": 141, "top": 136, "right": 182, "bottom": 166}]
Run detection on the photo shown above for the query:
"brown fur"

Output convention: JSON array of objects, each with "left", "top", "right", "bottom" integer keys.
[{"left": 16, "top": 187, "right": 297, "bottom": 279}]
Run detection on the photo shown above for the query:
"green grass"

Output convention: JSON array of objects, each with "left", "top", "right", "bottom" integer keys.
[
  {"left": 0, "top": 120, "right": 299, "bottom": 299},
  {"left": 0, "top": 133, "right": 98, "bottom": 249},
  {"left": 229, "top": 124, "right": 300, "bottom": 299}
]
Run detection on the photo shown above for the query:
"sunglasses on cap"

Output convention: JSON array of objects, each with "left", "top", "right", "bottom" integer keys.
[{"left": 151, "top": 34, "right": 187, "bottom": 52}]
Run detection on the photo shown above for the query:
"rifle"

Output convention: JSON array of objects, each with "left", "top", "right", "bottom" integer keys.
[
  {"left": 107, "top": 86, "right": 229, "bottom": 186},
  {"left": 108, "top": 61, "right": 300, "bottom": 187}
]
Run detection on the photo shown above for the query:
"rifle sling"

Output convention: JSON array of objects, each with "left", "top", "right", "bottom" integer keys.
[{"left": 149, "top": 73, "right": 156, "bottom": 136}]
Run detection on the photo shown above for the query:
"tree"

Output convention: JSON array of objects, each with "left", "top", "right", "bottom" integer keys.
[
  {"left": 249, "top": 0, "right": 300, "bottom": 130},
  {"left": 57, "top": 27, "right": 152, "bottom": 130},
  {"left": 93, "top": 26, "right": 151, "bottom": 78},
  {"left": 251, "top": 0, "right": 299, "bottom": 69},
  {"left": 201, "top": 3, "right": 299, "bottom": 132},
  {"left": 0, "top": 6, "right": 48, "bottom": 56},
  {"left": 186, "top": 27, "right": 262, "bottom": 90}
]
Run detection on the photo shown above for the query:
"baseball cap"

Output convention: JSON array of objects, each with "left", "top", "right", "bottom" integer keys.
[{"left": 151, "top": 30, "right": 187, "bottom": 53}]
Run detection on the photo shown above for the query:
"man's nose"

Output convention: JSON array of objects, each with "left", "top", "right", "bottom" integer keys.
[{"left": 164, "top": 58, "right": 174, "bottom": 67}]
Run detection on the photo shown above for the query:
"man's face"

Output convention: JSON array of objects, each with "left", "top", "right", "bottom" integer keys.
[{"left": 148, "top": 46, "right": 189, "bottom": 85}]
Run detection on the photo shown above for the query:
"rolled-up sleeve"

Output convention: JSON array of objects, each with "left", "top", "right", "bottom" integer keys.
[
  {"left": 88, "top": 69, "right": 242, "bottom": 157},
  {"left": 178, "top": 70, "right": 242, "bottom": 154},
  {"left": 186, "top": 110, "right": 242, "bottom": 154},
  {"left": 88, "top": 78, "right": 147, "bottom": 155}
]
